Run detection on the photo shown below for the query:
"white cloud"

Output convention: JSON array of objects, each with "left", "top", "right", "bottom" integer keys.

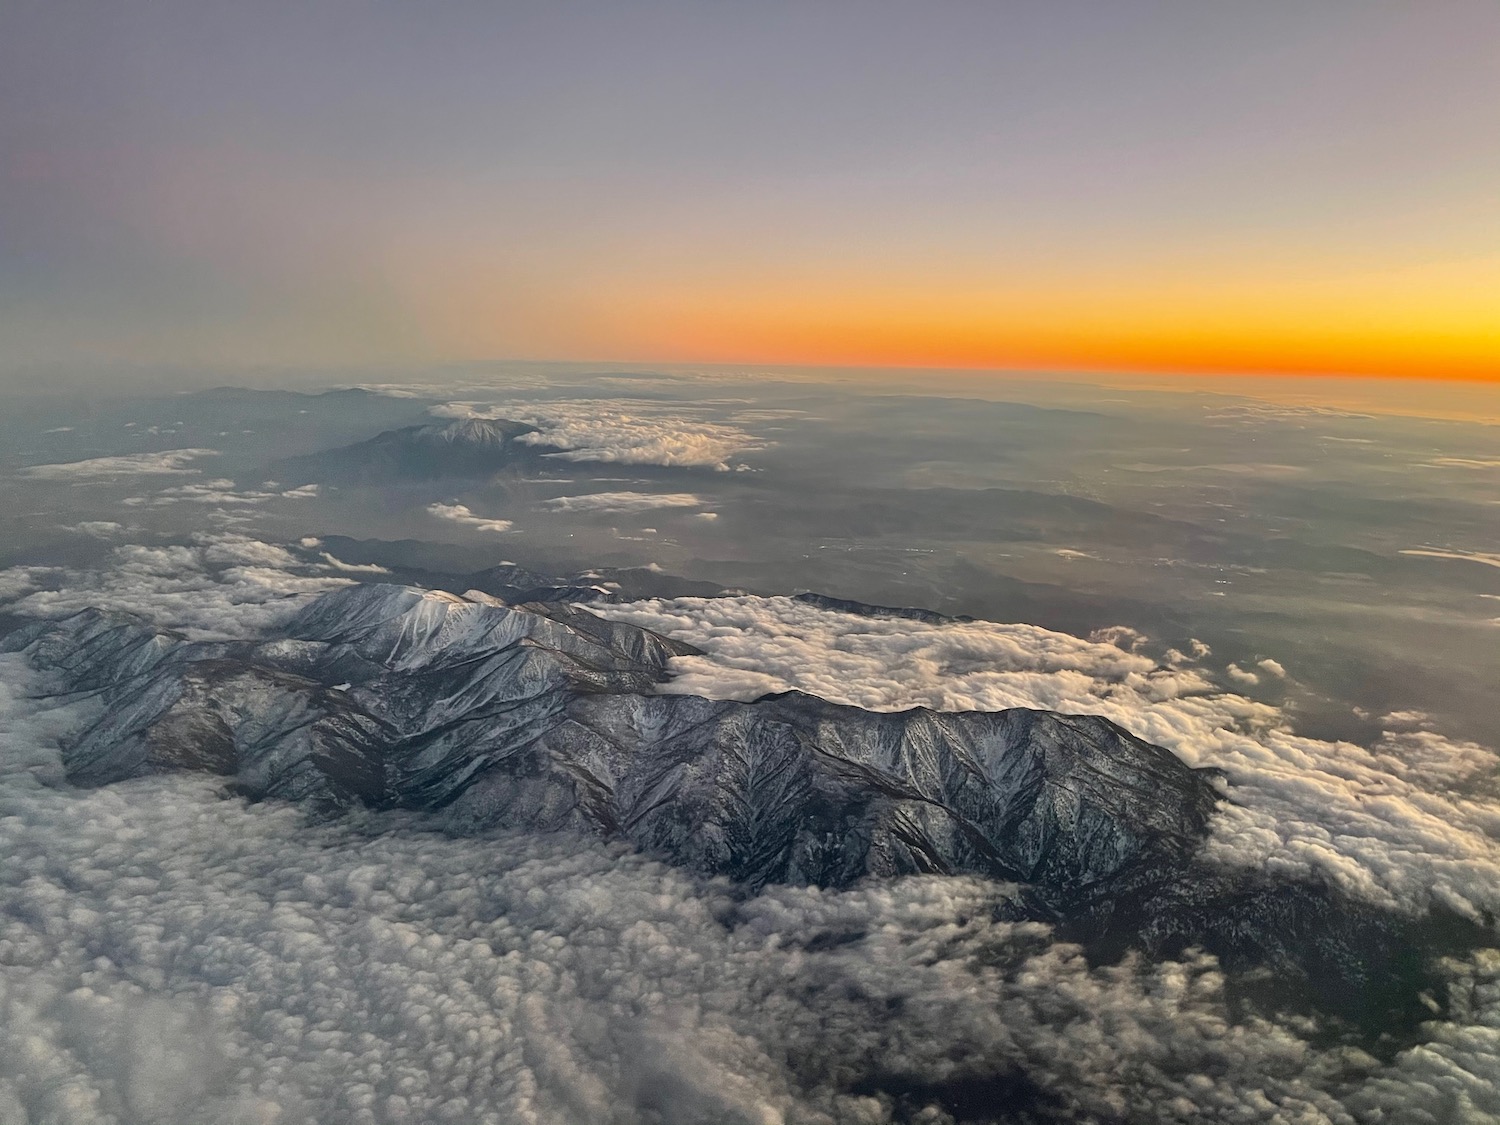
[
  {"left": 1421, "top": 457, "right": 1500, "bottom": 470},
  {"left": 1400, "top": 547, "right": 1500, "bottom": 570},
  {"left": 1383, "top": 710, "right": 1432, "bottom": 729},
  {"left": 0, "top": 567, "right": 59, "bottom": 605},
  {"left": 433, "top": 400, "right": 765, "bottom": 471},
  {"left": 541, "top": 491, "right": 706, "bottom": 515},
  {"left": 18, "top": 449, "right": 220, "bottom": 481},
  {"left": 1257, "top": 657, "right": 1288, "bottom": 679},
  {"left": 426, "top": 502, "right": 515, "bottom": 534},
  {"left": 1090, "top": 625, "right": 1148, "bottom": 652},
  {"left": 318, "top": 552, "right": 392, "bottom": 575},
  {"left": 65, "top": 521, "right": 127, "bottom": 538},
  {"left": 596, "top": 595, "right": 1500, "bottom": 922},
  {"left": 123, "top": 479, "right": 322, "bottom": 508},
  {"left": 0, "top": 535, "right": 359, "bottom": 640},
  {"left": 1224, "top": 663, "right": 1260, "bottom": 686}
]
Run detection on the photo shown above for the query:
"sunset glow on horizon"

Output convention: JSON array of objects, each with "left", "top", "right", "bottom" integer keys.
[{"left": 4, "top": 2, "right": 1498, "bottom": 383}]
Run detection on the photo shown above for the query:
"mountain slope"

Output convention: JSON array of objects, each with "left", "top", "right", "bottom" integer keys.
[
  {"left": 6, "top": 583, "right": 1219, "bottom": 903},
  {"left": 272, "top": 417, "right": 543, "bottom": 483}
]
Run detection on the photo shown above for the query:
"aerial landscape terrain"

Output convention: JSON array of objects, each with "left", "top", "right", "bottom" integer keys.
[
  {"left": 2, "top": 370, "right": 1498, "bottom": 1124},
  {"left": 2, "top": 3, "right": 1498, "bottom": 1124}
]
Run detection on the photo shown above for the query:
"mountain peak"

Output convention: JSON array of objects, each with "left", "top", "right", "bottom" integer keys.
[{"left": 271, "top": 417, "right": 541, "bottom": 483}]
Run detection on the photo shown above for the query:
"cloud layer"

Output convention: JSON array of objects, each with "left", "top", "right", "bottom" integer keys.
[
  {"left": 18, "top": 449, "right": 220, "bottom": 480},
  {"left": 2, "top": 550, "right": 1498, "bottom": 1123},
  {"left": 427, "top": 502, "right": 515, "bottom": 533},
  {"left": 0, "top": 535, "right": 360, "bottom": 640},
  {"left": 541, "top": 492, "right": 707, "bottom": 515},
  {"left": 122, "top": 479, "right": 321, "bottom": 508},
  {"left": 596, "top": 596, "right": 1500, "bottom": 922},
  {"left": 433, "top": 400, "right": 764, "bottom": 470}
]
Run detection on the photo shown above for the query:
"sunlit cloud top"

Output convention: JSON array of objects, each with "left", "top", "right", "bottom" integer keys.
[{"left": 3, "top": 1, "right": 1497, "bottom": 380}]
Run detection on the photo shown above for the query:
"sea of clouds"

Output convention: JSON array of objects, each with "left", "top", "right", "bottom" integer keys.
[{"left": 1, "top": 542, "right": 1498, "bottom": 1124}]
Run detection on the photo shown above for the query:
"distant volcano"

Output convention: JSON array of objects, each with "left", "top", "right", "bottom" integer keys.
[{"left": 272, "top": 417, "right": 543, "bottom": 483}]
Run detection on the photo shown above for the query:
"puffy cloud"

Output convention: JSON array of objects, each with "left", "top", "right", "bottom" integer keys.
[
  {"left": 433, "top": 400, "right": 765, "bottom": 470},
  {"left": 0, "top": 567, "right": 59, "bottom": 605},
  {"left": 427, "top": 502, "right": 515, "bottom": 534},
  {"left": 540, "top": 492, "right": 706, "bottom": 515},
  {"left": 122, "top": 479, "right": 321, "bottom": 508},
  {"left": 595, "top": 595, "right": 1500, "bottom": 921},
  {"left": 17, "top": 449, "right": 219, "bottom": 480},
  {"left": 1258, "top": 657, "right": 1289, "bottom": 679},
  {"left": 1225, "top": 663, "right": 1260, "bottom": 686},
  {"left": 1090, "top": 624, "right": 1148, "bottom": 652},
  {"left": 0, "top": 535, "right": 358, "bottom": 640}
]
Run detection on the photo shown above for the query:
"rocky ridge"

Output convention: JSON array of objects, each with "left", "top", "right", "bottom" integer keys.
[{"left": 6, "top": 583, "right": 1219, "bottom": 906}]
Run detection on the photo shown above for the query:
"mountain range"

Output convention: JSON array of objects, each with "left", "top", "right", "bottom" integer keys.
[{"left": 5, "top": 580, "right": 1474, "bottom": 1043}]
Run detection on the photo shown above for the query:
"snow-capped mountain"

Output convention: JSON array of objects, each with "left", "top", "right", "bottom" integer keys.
[
  {"left": 6, "top": 583, "right": 1219, "bottom": 900},
  {"left": 272, "top": 417, "right": 542, "bottom": 483}
]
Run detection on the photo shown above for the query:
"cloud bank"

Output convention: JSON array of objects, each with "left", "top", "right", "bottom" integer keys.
[
  {"left": 433, "top": 400, "right": 764, "bottom": 470},
  {"left": 18, "top": 449, "right": 220, "bottom": 481},
  {"left": 1400, "top": 548, "right": 1500, "bottom": 570},
  {"left": 427, "top": 502, "right": 515, "bottom": 533},
  {"left": 541, "top": 492, "right": 707, "bottom": 515},
  {"left": 0, "top": 535, "right": 359, "bottom": 640},
  {"left": 122, "top": 479, "right": 321, "bottom": 508}
]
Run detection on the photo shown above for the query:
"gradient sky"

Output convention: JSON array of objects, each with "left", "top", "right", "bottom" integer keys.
[{"left": 3, "top": 1, "right": 1498, "bottom": 381}]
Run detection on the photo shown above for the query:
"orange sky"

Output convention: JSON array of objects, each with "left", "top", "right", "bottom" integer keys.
[{"left": 4, "top": 3, "right": 1499, "bottom": 385}]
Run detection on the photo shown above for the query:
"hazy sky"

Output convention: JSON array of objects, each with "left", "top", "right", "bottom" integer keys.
[{"left": 3, "top": 1, "right": 1498, "bottom": 380}]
